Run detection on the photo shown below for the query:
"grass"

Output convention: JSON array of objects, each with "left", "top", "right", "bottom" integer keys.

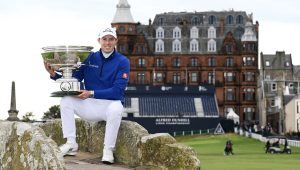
[{"left": 175, "top": 134, "right": 300, "bottom": 170}]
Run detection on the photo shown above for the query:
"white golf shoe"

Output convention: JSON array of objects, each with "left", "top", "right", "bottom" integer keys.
[
  {"left": 102, "top": 148, "right": 114, "bottom": 164},
  {"left": 59, "top": 142, "right": 78, "bottom": 156}
]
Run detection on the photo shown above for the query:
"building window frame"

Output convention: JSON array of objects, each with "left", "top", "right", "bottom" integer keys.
[
  {"left": 173, "top": 72, "right": 181, "bottom": 84},
  {"left": 137, "top": 72, "right": 145, "bottom": 84},
  {"left": 138, "top": 58, "right": 146, "bottom": 67},
  {"left": 173, "top": 57, "right": 181, "bottom": 67},
  {"left": 190, "top": 58, "right": 198, "bottom": 67}
]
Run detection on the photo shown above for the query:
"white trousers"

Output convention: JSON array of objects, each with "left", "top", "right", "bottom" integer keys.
[{"left": 60, "top": 96, "right": 123, "bottom": 149}]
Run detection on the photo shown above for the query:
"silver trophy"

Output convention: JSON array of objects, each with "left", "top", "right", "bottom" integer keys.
[{"left": 41, "top": 45, "right": 93, "bottom": 97}]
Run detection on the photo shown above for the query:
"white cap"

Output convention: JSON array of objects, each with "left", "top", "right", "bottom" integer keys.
[{"left": 98, "top": 27, "right": 117, "bottom": 39}]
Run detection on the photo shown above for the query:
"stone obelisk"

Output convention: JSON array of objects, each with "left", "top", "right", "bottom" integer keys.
[{"left": 7, "top": 81, "right": 19, "bottom": 121}]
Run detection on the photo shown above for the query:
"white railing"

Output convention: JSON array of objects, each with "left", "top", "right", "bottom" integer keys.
[{"left": 237, "top": 130, "right": 300, "bottom": 148}]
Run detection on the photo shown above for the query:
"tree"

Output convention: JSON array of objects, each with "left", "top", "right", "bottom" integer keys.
[
  {"left": 42, "top": 105, "right": 61, "bottom": 120},
  {"left": 22, "top": 112, "right": 35, "bottom": 122}
]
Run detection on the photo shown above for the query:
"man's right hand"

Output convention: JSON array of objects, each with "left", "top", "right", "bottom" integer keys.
[{"left": 43, "top": 61, "right": 56, "bottom": 77}]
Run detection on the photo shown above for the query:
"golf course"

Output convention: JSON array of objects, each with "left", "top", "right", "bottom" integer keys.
[{"left": 176, "top": 134, "right": 300, "bottom": 170}]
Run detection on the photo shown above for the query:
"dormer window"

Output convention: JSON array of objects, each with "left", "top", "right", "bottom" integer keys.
[
  {"left": 208, "top": 39, "right": 216, "bottom": 52},
  {"left": 236, "top": 15, "right": 244, "bottom": 24},
  {"left": 190, "top": 39, "right": 199, "bottom": 52},
  {"left": 190, "top": 26, "right": 199, "bottom": 39},
  {"left": 208, "top": 26, "right": 216, "bottom": 38},
  {"left": 191, "top": 16, "right": 200, "bottom": 26},
  {"left": 208, "top": 15, "right": 216, "bottom": 25},
  {"left": 155, "top": 39, "right": 164, "bottom": 52},
  {"left": 158, "top": 17, "right": 164, "bottom": 26},
  {"left": 172, "top": 39, "right": 181, "bottom": 52},
  {"left": 156, "top": 27, "right": 164, "bottom": 39},
  {"left": 173, "top": 27, "right": 181, "bottom": 39},
  {"left": 265, "top": 61, "right": 270, "bottom": 67},
  {"left": 226, "top": 15, "right": 234, "bottom": 24}
]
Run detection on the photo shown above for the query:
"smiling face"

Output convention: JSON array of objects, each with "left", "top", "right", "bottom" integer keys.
[{"left": 98, "top": 35, "right": 118, "bottom": 53}]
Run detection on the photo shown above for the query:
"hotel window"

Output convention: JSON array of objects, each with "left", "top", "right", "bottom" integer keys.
[
  {"left": 271, "top": 99, "right": 275, "bottom": 107},
  {"left": 136, "top": 45, "right": 145, "bottom": 54},
  {"left": 236, "top": 15, "right": 244, "bottom": 24},
  {"left": 190, "top": 26, "right": 199, "bottom": 38},
  {"left": 244, "top": 88, "right": 255, "bottom": 101},
  {"left": 226, "top": 88, "right": 235, "bottom": 101},
  {"left": 208, "top": 39, "right": 216, "bottom": 52},
  {"left": 224, "top": 72, "right": 235, "bottom": 82},
  {"left": 137, "top": 73, "right": 145, "bottom": 84},
  {"left": 190, "top": 58, "right": 198, "bottom": 67},
  {"left": 191, "top": 16, "right": 200, "bottom": 26},
  {"left": 271, "top": 83, "right": 277, "bottom": 91},
  {"left": 208, "top": 57, "right": 216, "bottom": 66},
  {"left": 226, "top": 44, "right": 233, "bottom": 54},
  {"left": 172, "top": 39, "right": 181, "bottom": 52},
  {"left": 173, "top": 27, "right": 181, "bottom": 39},
  {"left": 118, "top": 44, "right": 126, "bottom": 53},
  {"left": 208, "top": 26, "right": 216, "bottom": 38},
  {"left": 244, "top": 107, "right": 254, "bottom": 121},
  {"left": 244, "top": 72, "right": 255, "bottom": 81},
  {"left": 138, "top": 58, "right": 145, "bottom": 67},
  {"left": 208, "top": 15, "right": 216, "bottom": 25},
  {"left": 156, "top": 58, "right": 164, "bottom": 67},
  {"left": 156, "top": 72, "right": 164, "bottom": 82},
  {"left": 191, "top": 72, "right": 198, "bottom": 82},
  {"left": 158, "top": 17, "right": 164, "bottom": 26},
  {"left": 156, "top": 27, "right": 164, "bottom": 39},
  {"left": 243, "top": 56, "right": 255, "bottom": 66},
  {"left": 226, "top": 58, "right": 234, "bottom": 67},
  {"left": 118, "top": 26, "right": 125, "bottom": 33},
  {"left": 155, "top": 39, "right": 164, "bottom": 52},
  {"left": 173, "top": 57, "right": 181, "bottom": 67},
  {"left": 190, "top": 39, "right": 199, "bottom": 52},
  {"left": 173, "top": 72, "right": 181, "bottom": 84},
  {"left": 208, "top": 72, "right": 215, "bottom": 84},
  {"left": 226, "top": 15, "right": 234, "bottom": 24}
]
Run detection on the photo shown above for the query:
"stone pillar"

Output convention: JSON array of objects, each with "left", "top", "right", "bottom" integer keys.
[{"left": 7, "top": 81, "right": 19, "bottom": 121}]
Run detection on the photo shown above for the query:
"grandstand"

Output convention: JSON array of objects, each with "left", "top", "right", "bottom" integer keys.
[
  {"left": 123, "top": 85, "right": 219, "bottom": 118},
  {"left": 122, "top": 85, "right": 228, "bottom": 134}
]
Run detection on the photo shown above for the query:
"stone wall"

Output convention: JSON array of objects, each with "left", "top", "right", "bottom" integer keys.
[
  {"left": 0, "top": 121, "right": 65, "bottom": 170},
  {"left": 39, "top": 119, "right": 200, "bottom": 169}
]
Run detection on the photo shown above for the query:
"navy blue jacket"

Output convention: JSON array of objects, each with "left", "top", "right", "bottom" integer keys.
[{"left": 52, "top": 50, "right": 130, "bottom": 102}]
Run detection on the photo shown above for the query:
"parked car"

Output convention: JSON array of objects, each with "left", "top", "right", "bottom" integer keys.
[{"left": 265, "top": 136, "right": 291, "bottom": 154}]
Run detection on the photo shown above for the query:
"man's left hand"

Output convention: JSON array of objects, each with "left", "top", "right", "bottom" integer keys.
[{"left": 77, "top": 90, "right": 91, "bottom": 100}]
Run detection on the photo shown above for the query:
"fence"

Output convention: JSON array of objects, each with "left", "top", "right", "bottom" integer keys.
[
  {"left": 172, "top": 127, "right": 300, "bottom": 148},
  {"left": 173, "top": 128, "right": 216, "bottom": 137},
  {"left": 238, "top": 129, "right": 300, "bottom": 148}
]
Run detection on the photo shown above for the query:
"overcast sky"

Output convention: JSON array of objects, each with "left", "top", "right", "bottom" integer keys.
[{"left": 0, "top": 0, "right": 300, "bottom": 120}]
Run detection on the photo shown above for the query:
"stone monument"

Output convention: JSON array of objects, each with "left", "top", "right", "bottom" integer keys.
[{"left": 7, "top": 81, "right": 19, "bottom": 121}]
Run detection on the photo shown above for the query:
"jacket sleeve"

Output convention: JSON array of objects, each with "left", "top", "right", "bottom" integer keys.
[
  {"left": 94, "top": 58, "right": 130, "bottom": 100},
  {"left": 50, "top": 72, "right": 62, "bottom": 80}
]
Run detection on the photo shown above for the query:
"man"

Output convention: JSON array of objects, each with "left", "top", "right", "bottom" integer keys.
[{"left": 44, "top": 26, "right": 130, "bottom": 164}]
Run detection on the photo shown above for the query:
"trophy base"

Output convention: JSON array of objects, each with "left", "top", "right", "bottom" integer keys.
[{"left": 50, "top": 91, "right": 82, "bottom": 97}]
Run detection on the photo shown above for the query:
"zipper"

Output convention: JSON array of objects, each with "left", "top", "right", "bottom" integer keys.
[{"left": 100, "top": 58, "right": 107, "bottom": 76}]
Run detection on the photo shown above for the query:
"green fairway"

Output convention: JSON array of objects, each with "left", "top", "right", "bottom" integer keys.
[{"left": 176, "top": 134, "right": 300, "bottom": 170}]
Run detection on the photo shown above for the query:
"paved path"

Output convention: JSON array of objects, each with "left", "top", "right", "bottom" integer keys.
[{"left": 64, "top": 151, "right": 133, "bottom": 170}]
